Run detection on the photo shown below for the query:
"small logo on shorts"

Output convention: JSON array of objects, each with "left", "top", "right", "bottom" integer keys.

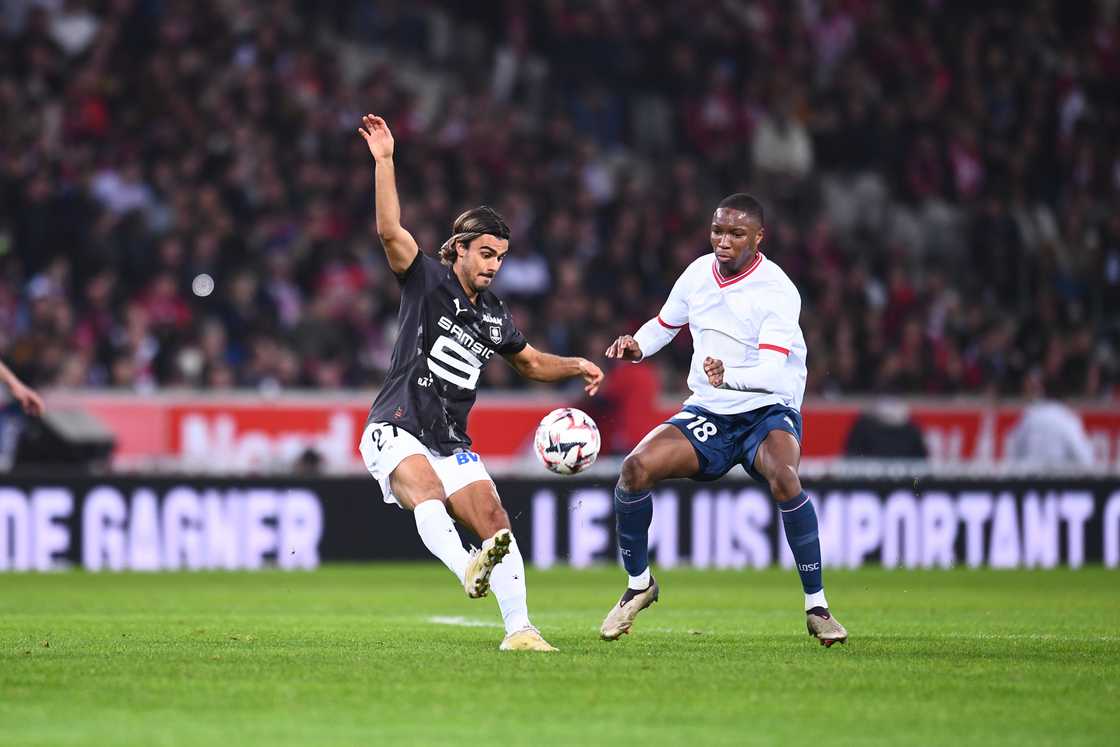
[
  {"left": 489, "top": 326, "right": 502, "bottom": 344},
  {"left": 783, "top": 416, "right": 795, "bottom": 429},
  {"left": 394, "top": 406, "right": 405, "bottom": 419}
]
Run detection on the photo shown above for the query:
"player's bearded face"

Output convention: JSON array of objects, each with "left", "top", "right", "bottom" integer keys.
[
  {"left": 457, "top": 234, "right": 509, "bottom": 292},
  {"left": 710, "top": 208, "right": 763, "bottom": 274}
]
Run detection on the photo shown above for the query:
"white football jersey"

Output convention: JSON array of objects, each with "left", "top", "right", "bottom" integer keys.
[{"left": 657, "top": 252, "right": 807, "bottom": 414}]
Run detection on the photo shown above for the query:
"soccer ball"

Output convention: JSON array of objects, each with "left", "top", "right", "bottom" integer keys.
[{"left": 533, "top": 407, "right": 601, "bottom": 475}]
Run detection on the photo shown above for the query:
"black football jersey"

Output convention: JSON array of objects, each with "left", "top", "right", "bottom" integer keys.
[{"left": 367, "top": 251, "right": 527, "bottom": 455}]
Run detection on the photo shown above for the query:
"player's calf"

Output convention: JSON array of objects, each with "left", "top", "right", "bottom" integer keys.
[
  {"left": 411, "top": 497, "right": 472, "bottom": 583},
  {"left": 614, "top": 485, "right": 654, "bottom": 579},
  {"left": 779, "top": 492, "right": 822, "bottom": 592}
]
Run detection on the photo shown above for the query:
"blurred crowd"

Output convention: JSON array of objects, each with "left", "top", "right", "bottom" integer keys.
[{"left": 2, "top": 0, "right": 1119, "bottom": 399}]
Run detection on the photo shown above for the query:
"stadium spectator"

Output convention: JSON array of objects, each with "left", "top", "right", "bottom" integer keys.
[
  {"left": 843, "top": 400, "right": 929, "bottom": 460},
  {"left": 0, "top": 0, "right": 1116, "bottom": 402},
  {"left": 1005, "top": 369, "right": 1095, "bottom": 467}
]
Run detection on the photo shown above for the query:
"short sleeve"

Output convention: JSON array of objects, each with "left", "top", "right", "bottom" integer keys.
[
  {"left": 757, "top": 287, "right": 801, "bottom": 355},
  {"left": 396, "top": 251, "right": 445, "bottom": 291},
  {"left": 498, "top": 308, "right": 528, "bottom": 356}
]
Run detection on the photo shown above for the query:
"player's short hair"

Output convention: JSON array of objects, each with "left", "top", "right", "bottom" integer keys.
[
  {"left": 439, "top": 206, "right": 511, "bottom": 265},
  {"left": 717, "top": 193, "right": 764, "bottom": 226}
]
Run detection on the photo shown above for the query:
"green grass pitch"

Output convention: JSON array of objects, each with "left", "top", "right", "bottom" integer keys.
[{"left": 2, "top": 565, "right": 1117, "bottom": 746}]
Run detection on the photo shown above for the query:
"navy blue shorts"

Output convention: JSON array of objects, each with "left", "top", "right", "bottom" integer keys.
[{"left": 665, "top": 404, "right": 803, "bottom": 482}]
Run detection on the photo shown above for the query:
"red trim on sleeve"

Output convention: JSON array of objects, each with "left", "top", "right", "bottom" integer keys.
[
  {"left": 759, "top": 343, "right": 790, "bottom": 355},
  {"left": 657, "top": 316, "right": 687, "bottom": 329}
]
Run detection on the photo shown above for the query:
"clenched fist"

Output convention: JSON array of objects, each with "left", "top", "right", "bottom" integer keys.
[{"left": 703, "top": 356, "right": 725, "bottom": 387}]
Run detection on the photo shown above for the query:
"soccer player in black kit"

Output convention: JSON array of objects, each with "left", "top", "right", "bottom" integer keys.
[{"left": 357, "top": 115, "right": 604, "bottom": 652}]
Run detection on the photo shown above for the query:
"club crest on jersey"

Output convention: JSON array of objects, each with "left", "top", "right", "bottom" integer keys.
[{"left": 489, "top": 326, "right": 502, "bottom": 343}]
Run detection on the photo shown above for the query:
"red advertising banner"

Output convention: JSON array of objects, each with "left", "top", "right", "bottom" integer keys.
[{"left": 44, "top": 393, "right": 1120, "bottom": 471}]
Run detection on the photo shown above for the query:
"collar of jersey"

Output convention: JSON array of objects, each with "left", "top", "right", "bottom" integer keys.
[
  {"left": 712, "top": 251, "right": 764, "bottom": 288},
  {"left": 445, "top": 267, "right": 484, "bottom": 311}
]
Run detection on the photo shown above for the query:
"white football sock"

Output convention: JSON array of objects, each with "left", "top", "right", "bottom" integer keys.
[
  {"left": 628, "top": 567, "right": 651, "bottom": 590},
  {"left": 489, "top": 535, "right": 531, "bottom": 635},
  {"left": 413, "top": 499, "right": 469, "bottom": 583},
  {"left": 805, "top": 589, "right": 828, "bottom": 611}
]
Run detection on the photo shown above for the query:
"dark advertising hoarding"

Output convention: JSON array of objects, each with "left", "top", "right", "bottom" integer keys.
[{"left": 1, "top": 477, "right": 1118, "bottom": 571}]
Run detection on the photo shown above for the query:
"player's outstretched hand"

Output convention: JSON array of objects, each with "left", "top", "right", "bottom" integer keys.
[
  {"left": 578, "top": 358, "right": 604, "bottom": 396},
  {"left": 605, "top": 335, "right": 643, "bottom": 362},
  {"left": 11, "top": 381, "right": 44, "bottom": 416},
  {"left": 358, "top": 114, "right": 394, "bottom": 161},
  {"left": 703, "top": 356, "right": 724, "bottom": 388}
]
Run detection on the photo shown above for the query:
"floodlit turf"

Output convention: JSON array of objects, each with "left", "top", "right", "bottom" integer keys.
[{"left": 1, "top": 566, "right": 1117, "bottom": 746}]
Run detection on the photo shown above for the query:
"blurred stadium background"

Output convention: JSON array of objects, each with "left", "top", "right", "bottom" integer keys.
[
  {"left": 1, "top": 0, "right": 1118, "bottom": 572},
  {"left": 3, "top": 2, "right": 1119, "bottom": 745}
]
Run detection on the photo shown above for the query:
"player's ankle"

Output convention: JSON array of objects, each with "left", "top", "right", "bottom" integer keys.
[
  {"left": 804, "top": 589, "right": 828, "bottom": 612},
  {"left": 627, "top": 568, "right": 652, "bottom": 590}
]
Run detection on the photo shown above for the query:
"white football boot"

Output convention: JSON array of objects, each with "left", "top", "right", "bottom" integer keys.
[
  {"left": 600, "top": 577, "right": 660, "bottom": 640},
  {"left": 806, "top": 607, "right": 848, "bottom": 647},
  {"left": 463, "top": 529, "right": 512, "bottom": 598},
  {"left": 499, "top": 626, "right": 559, "bottom": 652}
]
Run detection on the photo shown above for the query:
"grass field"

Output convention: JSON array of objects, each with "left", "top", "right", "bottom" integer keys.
[{"left": 1, "top": 565, "right": 1118, "bottom": 746}]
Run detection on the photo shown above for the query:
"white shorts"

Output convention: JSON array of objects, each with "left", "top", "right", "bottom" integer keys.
[{"left": 358, "top": 422, "right": 493, "bottom": 507}]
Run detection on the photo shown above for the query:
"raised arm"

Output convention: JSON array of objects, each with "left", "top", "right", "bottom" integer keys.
[
  {"left": 358, "top": 114, "right": 419, "bottom": 275},
  {"left": 506, "top": 344, "right": 603, "bottom": 396}
]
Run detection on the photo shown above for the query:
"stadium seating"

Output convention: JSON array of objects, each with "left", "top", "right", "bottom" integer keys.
[{"left": 1, "top": 1, "right": 1117, "bottom": 399}]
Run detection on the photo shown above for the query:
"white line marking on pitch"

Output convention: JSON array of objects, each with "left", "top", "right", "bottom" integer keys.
[{"left": 427, "top": 616, "right": 503, "bottom": 628}]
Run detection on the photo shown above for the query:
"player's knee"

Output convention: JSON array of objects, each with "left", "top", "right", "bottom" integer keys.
[
  {"left": 619, "top": 453, "right": 654, "bottom": 492},
  {"left": 769, "top": 465, "right": 802, "bottom": 504}
]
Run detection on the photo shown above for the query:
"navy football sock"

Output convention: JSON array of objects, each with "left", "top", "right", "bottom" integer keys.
[
  {"left": 614, "top": 485, "right": 653, "bottom": 578},
  {"left": 780, "top": 492, "right": 823, "bottom": 594}
]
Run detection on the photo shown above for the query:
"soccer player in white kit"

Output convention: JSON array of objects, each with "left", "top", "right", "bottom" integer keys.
[{"left": 599, "top": 193, "right": 848, "bottom": 647}]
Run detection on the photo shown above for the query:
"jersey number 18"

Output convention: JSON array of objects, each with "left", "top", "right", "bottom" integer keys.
[{"left": 686, "top": 415, "right": 719, "bottom": 442}]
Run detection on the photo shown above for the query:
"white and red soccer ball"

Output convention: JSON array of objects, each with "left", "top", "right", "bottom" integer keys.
[{"left": 533, "top": 407, "right": 601, "bottom": 475}]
